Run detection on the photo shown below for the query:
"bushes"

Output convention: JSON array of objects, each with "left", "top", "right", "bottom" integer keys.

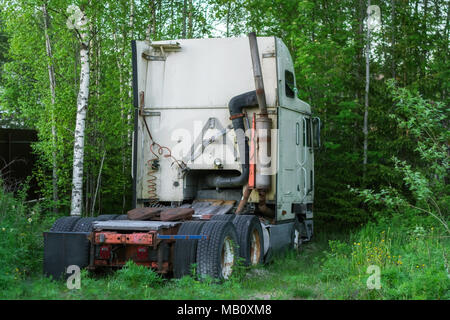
[
  {"left": 115, "top": 261, "right": 164, "bottom": 288},
  {"left": 317, "top": 84, "right": 450, "bottom": 299},
  {"left": 317, "top": 220, "right": 450, "bottom": 299},
  {"left": 0, "top": 184, "right": 55, "bottom": 292}
]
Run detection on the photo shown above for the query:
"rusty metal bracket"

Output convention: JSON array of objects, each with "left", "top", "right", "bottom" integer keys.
[
  {"left": 142, "top": 52, "right": 166, "bottom": 61},
  {"left": 262, "top": 52, "right": 276, "bottom": 58},
  {"left": 93, "top": 231, "right": 155, "bottom": 245},
  {"left": 229, "top": 113, "right": 245, "bottom": 120},
  {"left": 150, "top": 42, "right": 181, "bottom": 52}
]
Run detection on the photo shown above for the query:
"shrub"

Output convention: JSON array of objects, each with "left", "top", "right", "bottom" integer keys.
[
  {"left": 0, "top": 182, "right": 55, "bottom": 292},
  {"left": 115, "top": 260, "right": 164, "bottom": 288}
]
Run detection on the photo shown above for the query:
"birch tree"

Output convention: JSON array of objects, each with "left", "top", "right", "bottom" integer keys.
[
  {"left": 68, "top": 5, "right": 90, "bottom": 216},
  {"left": 146, "top": 0, "right": 157, "bottom": 42},
  {"left": 125, "top": 0, "right": 135, "bottom": 211},
  {"left": 42, "top": 2, "right": 58, "bottom": 213},
  {"left": 188, "top": 0, "right": 193, "bottom": 38},
  {"left": 363, "top": 2, "right": 380, "bottom": 180},
  {"left": 363, "top": 0, "right": 371, "bottom": 179},
  {"left": 182, "top": 0, "right": 187, "bottom": 38}
]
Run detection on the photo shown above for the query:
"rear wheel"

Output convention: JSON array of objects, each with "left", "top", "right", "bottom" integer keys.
[
  {"left": 233, "top": 215, "right": 263, "bottom": 266},
  {"left": 173, "top": 221, "right": 206, "bottom": 278},
  {"left": 50, "top": 216, "right": 82, "bottom": 232},
  {"left": 96, "top": 214, "right": 118, "bottom": 221},
  {"left": 196, "top": 221, "right": 238, "bottom": 281},
  {"left": 72, "top": 217, "right": 98, "bottom": 232},
  {"left": 210, "top": 214, "right": 235, "bottom": 222}
]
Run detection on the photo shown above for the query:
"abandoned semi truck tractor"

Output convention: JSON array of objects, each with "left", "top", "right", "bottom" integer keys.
[{"left": 43, "top": 33, "right": 321, "bottom": 281}]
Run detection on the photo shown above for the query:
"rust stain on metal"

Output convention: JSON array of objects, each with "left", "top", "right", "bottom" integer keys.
[
  {"left": 94, "top": 231, "right": 155, "bottom": 245},
  {"left": 160, "top": 208, "right": 194, "bottom": 221}
]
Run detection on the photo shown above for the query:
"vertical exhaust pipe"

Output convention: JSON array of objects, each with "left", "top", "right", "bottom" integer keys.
[
  {"left": 248, "top": 32, "right": 272, "bottom": 191},
  {"left": 248, "top": 32, "right": 268, "bottom": 116},
  {"left": 247, "top": 32, "right": 274, "bottom": 218}
]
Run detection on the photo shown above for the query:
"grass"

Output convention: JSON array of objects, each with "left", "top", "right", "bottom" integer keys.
[
  {"left": 0, "top": 187, "right": 448, "bottom": 300},
  {"left": 0, "top": 238, "right": 331, "bottom": 300}
]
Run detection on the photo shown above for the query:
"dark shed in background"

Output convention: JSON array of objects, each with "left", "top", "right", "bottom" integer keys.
[{"left": 0, "top": 128, "right": 38, "bottom": 198}]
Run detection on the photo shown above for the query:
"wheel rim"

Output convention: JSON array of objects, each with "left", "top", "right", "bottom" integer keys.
[
  {"left": 250, "top": 229, "right": 262, "bottom": 265},
  {"left": 221, "top": 236, "right": 235, "bottom": 279},
  {"left": 294, "top": 229, "right": 301, "bottom": 250}
]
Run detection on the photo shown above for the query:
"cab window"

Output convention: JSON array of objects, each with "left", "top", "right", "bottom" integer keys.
[
  {"left": 306, "top": 118, "right": 311, "bottom": 147},
  {"left": 285, "top": 70, "right": 295, "bottom": 98}
]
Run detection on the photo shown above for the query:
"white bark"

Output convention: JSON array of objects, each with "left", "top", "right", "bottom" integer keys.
[
  {"left": 42, "top": 3, "right": 59, "bottom": 213},
  {"left": 113, "top": 33, "right": 124, "bottom": 113},
  {"left": 91, "top": 150, "right": 106, "bottom": 216},
  {"left": 124, "top": 0, "right": 135, "bottom": 212},
  {"left": 188, "top": 0, "right": 193, "bottom": 38},
  {"left": 128, "top": 0, "right": 135, "bottom": 133},
  {"left": 391, "top": 0, "right": 396, "bottom": 79},
  {"left": 182, "top": 0, "right": 187, "bottom": 38},
  {"left": 70, "top": 11, "right": 90, "bottom": 216},
  {"left": 363, "top": 0, "right": 371, "bottom": 178},
  {"left": 129, "top": 0, "right": 135, "bottom": 35},
  {"left": 145, "top": 1, "right": 154, "bottom": 42},
  {"left": 226, "top": 1, "right": 231, "bottom": 37}
]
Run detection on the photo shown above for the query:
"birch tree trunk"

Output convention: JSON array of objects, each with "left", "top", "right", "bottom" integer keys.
[
  {"left": 124, "top": 0, "right": 135, "bottom": 212},
  {"left": 182, "top": 0, "right": 187, "bottom": 38},
  {"left": 363, "top": 0, "right": 370, "bottom": 180},
  {"left": 42, "top": 3, "right": 59, "bottom": 213},
  {"left": 91, "top": 150, "right": 106, "bottom": 216},
  {"left": 391, "top": 0, "right": 396, "bottom": 79},
  {"left": 70, "top": 10, "right": 90, "bottom": 216},
  {"left": 188, "top": 0, "right": 193, "bottom": 38},
  {"left": 226, "top": 1, "right": 231, "bottom": 37},
  {"left": 128, "top": 0, "right": 135, "bottom": 125},
  {"left": 444, "top": 0, "right": 449, "bottom": 101},
  {"left": 128, "top": 0, "right": 135, "bottom": 128},
  {"left": 146, "top": 0, "right": 156, "bottom": 42}
]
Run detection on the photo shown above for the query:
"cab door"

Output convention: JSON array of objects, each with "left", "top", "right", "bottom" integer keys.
[
  {"left": 295, "top": 115, "right": 313, "bottom": 201},
  {"left": 301, "top": 116, "right": 313, "bottom": 200}
]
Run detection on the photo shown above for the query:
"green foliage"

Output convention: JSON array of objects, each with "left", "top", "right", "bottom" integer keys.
[
  {"left": 317, "top": 220, "right": 449, "bottom": 300},
  {"left": 237, "top": 0, "right": 449, "bottom": 226},
  {"left": 0, "top": 0, "right": 222, "bottom": 215},
  {"left": 0, "top": 193, "right": 447, "bottom": 300},
  {"left": 1, "top": 0, "right": 448, "bottom": 223},
  {"left": 352, "top": 82, "right": 449, "bottom": 233},
  {"left": 0, "top": 0, "right": 448, "bottom": 301},
  {"left": 115, "top": 261, "right": 164, "bottom": 288},
  {"left": 0, "top": 182, "right": 55, "bottom": 294}
]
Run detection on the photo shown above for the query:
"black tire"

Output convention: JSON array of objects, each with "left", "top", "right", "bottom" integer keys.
[
  {"left": 291, "top": 219, "right": 303, "bottom": 252},
  {"left": 96, "top": 214, "right": 118, "bottom": 221},
  {"left": 196, "top": 221, "right": 239, "bottom": 281},
  {"left": 173, "top": 221, "right": 206, "bottom": 278},
  {"left": 233, "top": 215, "right": 264, "bottom": 266},
  {"left": 210, "top": 214, "right": 235, "bottom": 222},
  {"left": 72, "top": 217, "right": 98, "bottom": 232},
  {"left": 50, "top": 216, "right": 82, "bottom": 232},
  {"left": 114, "top": 214, "right": 128, "bottom": 220}
]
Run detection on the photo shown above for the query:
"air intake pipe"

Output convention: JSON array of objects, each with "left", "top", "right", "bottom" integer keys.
[{"left": 205, "top": 91, "right": 258, "bottom": 189}]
